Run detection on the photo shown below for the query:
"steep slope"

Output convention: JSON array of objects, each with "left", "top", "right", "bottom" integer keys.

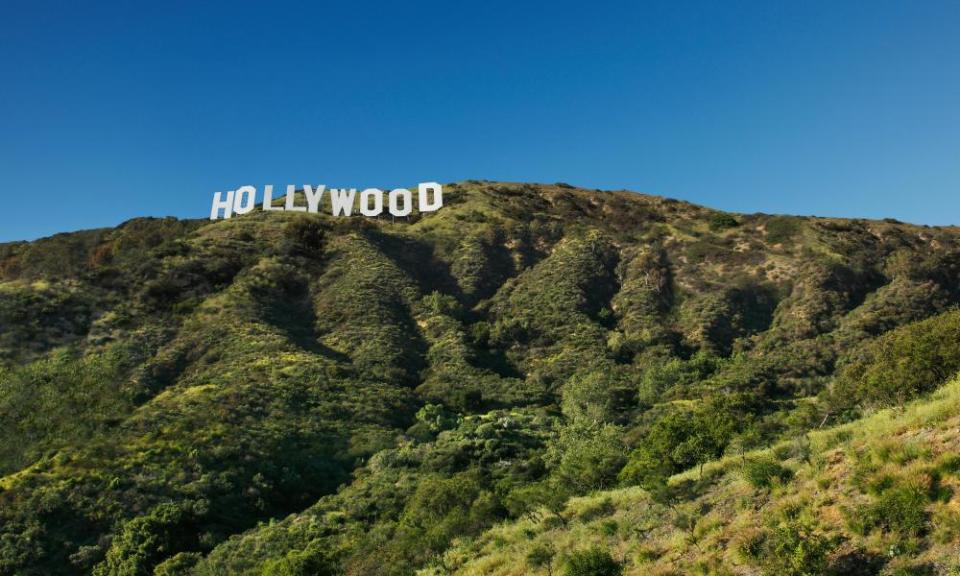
[
  {"left": 0, "top": 182, "right": 959, "bottom": 575},
  {"left": 429, "top": 373, "right": 960, "bottom": 576}
]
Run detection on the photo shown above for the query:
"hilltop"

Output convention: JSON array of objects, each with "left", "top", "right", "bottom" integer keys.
[{"left": 1, "top": 181, "right": 960, "bottom": 575}]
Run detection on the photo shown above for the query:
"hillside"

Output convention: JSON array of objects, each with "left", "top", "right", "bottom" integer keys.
[
  {"left": 425, "top": 374, "right": 960, "bottom": 576},
  {"left": 1, "top": 181, "right": 960, "bottom": 575}
]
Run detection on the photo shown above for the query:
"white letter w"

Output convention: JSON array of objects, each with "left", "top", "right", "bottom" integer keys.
[{"left": 329, "top": 188, "right": 356, "bottom": 216}]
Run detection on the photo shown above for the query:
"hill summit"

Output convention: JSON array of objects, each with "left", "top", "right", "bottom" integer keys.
[{"left": 2, "top": 181, "right": 960, "bottom": 575}]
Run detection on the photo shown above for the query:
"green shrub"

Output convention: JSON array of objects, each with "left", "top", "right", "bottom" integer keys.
[
  {"left": 564, "top": 547, "right": 622, "bottom": 576},
  {"left": 280, "top": 216, "right": 326, "bottom": 257},
  {"left": 760, "top": 519, "right": 832, "bottom": 576},
  {"left": 743, "top": 457, "right": 793, "bottom": 489},
  {"left": 851, "top": 483, "right": 929, "bottom": 537},
  {"left": 638, "top": 353, "right": 722, "bottom": 405},
  {"left": 414, "top": 403, "right": 459, "bottom": 433},
  {"left": 7, "top": 182, "right": 960, "bottom": 576},
  {"left": 709, "top": 212, "right": 740, "bottom": 231},
  {"left": 527, "top": 544, "right": 555, "bottom": 570},
  {"left": 883, "top": 562, "right": 937, "bottom": 576},
  {"left": 765, "top": 217, "right": 801, "bottom": 245},
  {"left": 153, "top": 552, "right": 202, "bottom": 576},
  {"left": 261, "top": 548, "right": 334, "bottom": 576}
]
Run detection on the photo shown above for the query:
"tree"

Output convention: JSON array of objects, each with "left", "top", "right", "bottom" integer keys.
[
  {"left": 548, "top": 423, "right": 627, "bottom": 493},
  {"left": 619, "top": 395, "right": 750, "bottom": 487}
]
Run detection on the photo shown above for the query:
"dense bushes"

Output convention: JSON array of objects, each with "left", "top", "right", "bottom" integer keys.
[
  {"left": 830, "top": 308, "right": 960, "bottom": 410},
  {"left": 0, "top": 344, "right": 142, "bottom": 473},
  {"left": 450, "top": 228, "right": 515, "bottom": 302},
  {"left": 260, "top": 548, "right": 334, "bottom": 576},
  {"left": 637, "top": 352, "right": 722, "bottom": 404},
  {"left": 678, "top": 283, "right": 779, "bottom": 355},
  {"left": 619, "top": 394, "right": 754, "bottom": 487},
  {"left": 612, "top": 245, "right": 673, "bottom": 354},
  {"left": 0, "top": 281, "right": 95, "bottom": 364},
  {"left": 93, "top": 501, "right": 208, "bottom": 576}
]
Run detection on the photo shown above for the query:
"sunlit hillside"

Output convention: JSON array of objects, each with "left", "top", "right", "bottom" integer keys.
[{"left": 2, "top": 181, "right": 960, "bottom": 575}]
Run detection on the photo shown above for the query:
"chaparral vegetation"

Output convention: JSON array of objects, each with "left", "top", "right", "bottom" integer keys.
[{"left": 2, "top": 181, "right": 960, "bottom": 575}]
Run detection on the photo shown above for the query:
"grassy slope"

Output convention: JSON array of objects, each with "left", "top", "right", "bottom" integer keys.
[{"left": 433, "top": 376, "right": 960, "bottom": 576}]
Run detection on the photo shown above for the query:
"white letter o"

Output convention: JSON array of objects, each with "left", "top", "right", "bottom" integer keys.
[
  {"left": 388, "top": 188, "right": 412, "bottom": 217},
  {"left": 359, "top": 188, "right": 384, "bottom": 216},
  {"left": 234, "top": 185, "right": 257, "bottom": 215}
]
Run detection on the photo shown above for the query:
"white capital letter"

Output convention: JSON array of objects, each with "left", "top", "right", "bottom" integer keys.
[
  {"left": 330, "top": 188, "right": 357, "bottom": 216},
  {"left": 388, "top": 188, "right": 412, "bottom": 217},
  {"left": 303, "top": 185, "right": 326, "bottom": 213},
  {"left": 210, "top": 190, "right": 235, "bottom": 220},
  {"left": 262, "top": 185, "right": 282, "bottom": 211},
  {"left": 285, "top": 185, "right": 306, "bottom": 212},
  {"left": 360, "top": 188, "right": 384, "bottom": 216},
  {"left": 233, "top": 185, "right": 257, "bottom": 215},
  {"left": 418, "top": 182, "right": 443, "bottom": 212}
]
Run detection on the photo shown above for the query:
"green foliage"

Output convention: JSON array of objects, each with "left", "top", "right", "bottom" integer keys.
[
  {"left": 314, "top": 231, "right": 427, "bottom": 384},
  {"left": 260, "top": 547, "right": 334, "bottom": 576},
  {"left": 0, "top": 343, "right": 143, "bottom": 473},
  {"left": 563, "top": 547, "right": 622, "bottom": 576},
  {"left": 489, "top": 231, "right": 619, "bottom": 349},
  {"left": 708, "top": 212, "right": 740, "bottom": 232},
  {"left": 526, "top": 543, "right": 555, "bottom": 570},
  {"left": 765, "top": 216, "right": 802, "bottom": 245},
  {"left": 93, "top": 500, "right": 207, "bottom": 576},
  {"left": 620, "top": 395, "right": 753, "bottom": 487},
  {"left": 338, "top": 469, "right": 508, "bottom": 574},
  {"left": 279, "top": 216, "right": 326, "bottom": 258},
  {"left": 839, "top": 277, "right": 950, "bottom": 338},
  {"left": 612, "top": 245, "right": 673, "bottom": 353},
  {"left": 548, "top": 422, "right": 627, "bottom": 493},
  {"left": 848, "top": 482, "right": 929, "bottom": 538},
  {"left": 561, "top": 367, "right": 633, "bottom": 423},
  {"left": 637, "top": 352, "right": 722, "bottom": 405},
  {"left": 0, "top": 280, "right": 95, "bottom": 364},
  {"left": 678, "top": 283, "right": 779, "bottom": 355},
  {"left": 152, "top": 552, "right": 202, "bottom": 576},
  {"left": 831, "top": 309, "right": 960, "bottom": 409},
  {"left": 414, "top": 403, "right": 460, "bottom": 434},
  {"left": 742, "top": 457, "right": 793, "bottom": 489},
  {"left": 450, "top": 229, "right": 514, "bottom": 302},
  {"left": 759, "top": 517, "right": 832, "bottom": 576}
]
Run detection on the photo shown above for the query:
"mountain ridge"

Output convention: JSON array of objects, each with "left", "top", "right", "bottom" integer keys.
[{"left": 6, "top": 180, "right": 955, "bottom": 248}]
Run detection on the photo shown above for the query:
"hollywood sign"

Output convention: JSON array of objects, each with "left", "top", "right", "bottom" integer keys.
[{"left": 210, "top": 182, "right": 443, "bottom": 220}]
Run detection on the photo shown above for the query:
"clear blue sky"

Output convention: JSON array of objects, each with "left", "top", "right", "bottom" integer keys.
[{"left": 1, "top": 1, "right": 958, "bottom": 241}]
